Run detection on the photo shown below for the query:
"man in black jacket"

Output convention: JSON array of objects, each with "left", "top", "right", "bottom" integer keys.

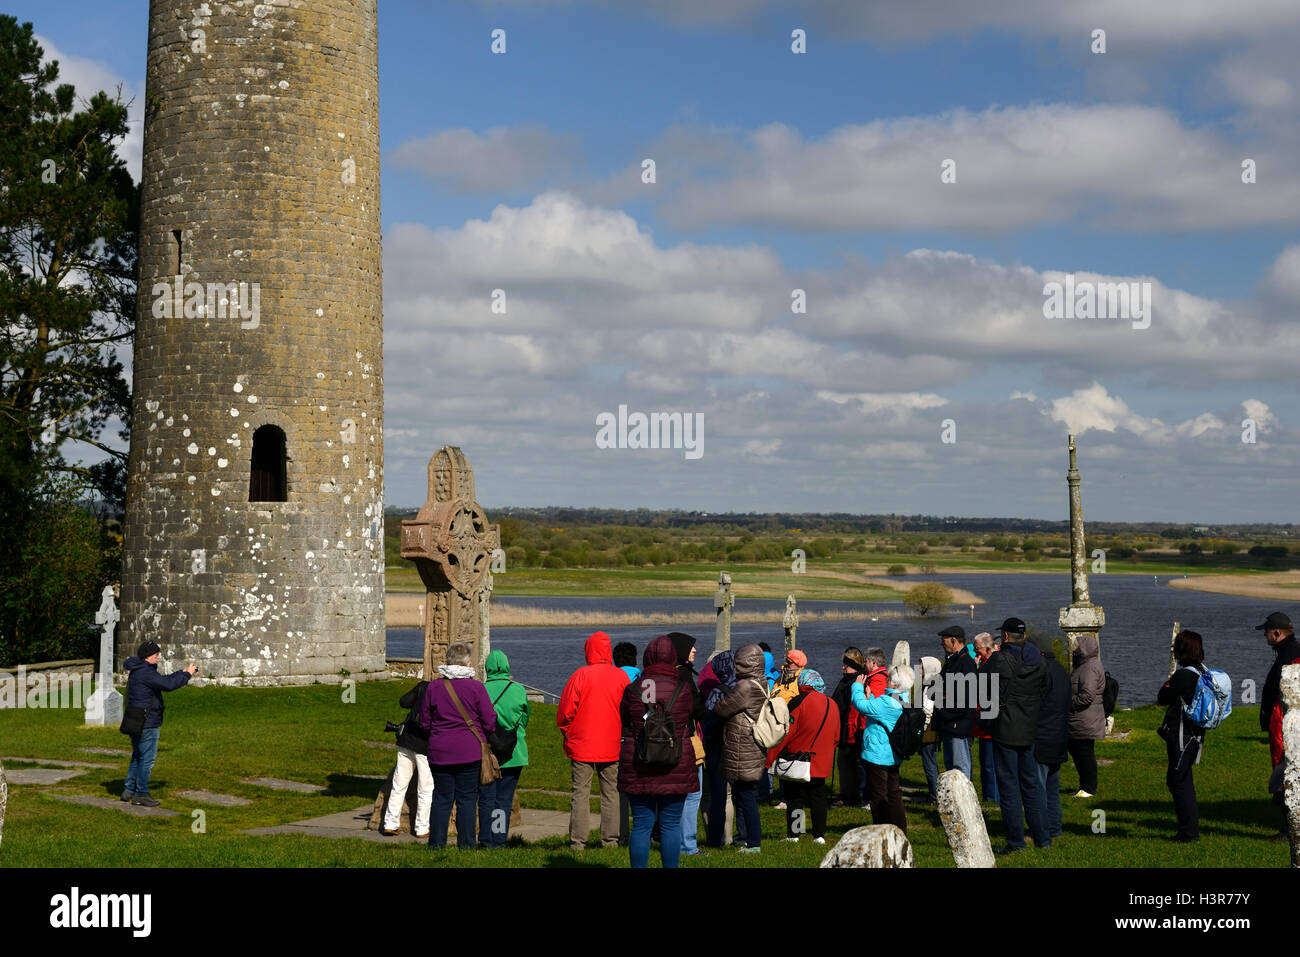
[
  {"left": 1256, "top": 612, "right": 1300, "bottom": 837},
  {"left": 985, "top": 618, "right": 1051, "bottom": 853},
  {"left": 122, "top": 642, "right": 196, "bottom": 806},
  {"left": 1031, "top": 635, "right": 1070, "bottom": 842},
  {"left": 934, "top": 626, "right": 977, "bottom": 783},
  {"left": 832, "top": 647, "right": 867, "bottom": 807}
]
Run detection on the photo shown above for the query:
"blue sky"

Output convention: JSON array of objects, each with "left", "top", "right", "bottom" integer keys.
[{"left": 12, "top": 0, "right": 1300, "bottom": 521}]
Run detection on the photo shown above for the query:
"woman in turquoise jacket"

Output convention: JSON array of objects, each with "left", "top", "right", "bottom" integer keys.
[
  {"left": 850, "top": 666, "right": 912, "bottom": 835},
  {"left": 481, "top": 650, "right": 530, "bottom": 849}
]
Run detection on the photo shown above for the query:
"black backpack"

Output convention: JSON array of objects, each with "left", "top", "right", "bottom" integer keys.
[
  {"left": 636, "top": 677, "right": 686, "bottom": 767},
  {"left": 888, "top": 706, "right": 928, "bottom": 762},
  {"left": 1102, "top": 672, "right": 1119, "bottom": 718}
]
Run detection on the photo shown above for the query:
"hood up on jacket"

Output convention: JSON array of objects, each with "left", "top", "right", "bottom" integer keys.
[
  {"left": 763, "top": 651, "right": 779, "bottom": 684},
  {"left": 737, "top": 644, "right": 766, "bottom": 682},
  {"left": 642, "top": 635, "right": 678, "bottom": 672},
  {"left": 1072, "top": 633, "right": 1099, "bottom": 666},
  {"left": 485, "top": 649, "right": 512, "bottom": 679},
  {"left": 584, "top": 631, "right": 613, "bottom": 666},
  {"left": 123, "top": 656, "right": 151, "bottom": 672}
]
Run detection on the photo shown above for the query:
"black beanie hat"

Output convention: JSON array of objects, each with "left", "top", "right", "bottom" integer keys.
[{"left": 136, "top": 640, "right": 160, "bottom": 659}]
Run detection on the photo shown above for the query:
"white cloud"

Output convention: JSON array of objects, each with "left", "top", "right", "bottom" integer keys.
[
  {"left": 37, "top": 35, "right": 141, "bottom": 180},
  {"left": 1047, "top": 383, "right": 1167, "bottom": 437},
  {"left": 390, "top": 125, "right": 582, "bottom": 194}
]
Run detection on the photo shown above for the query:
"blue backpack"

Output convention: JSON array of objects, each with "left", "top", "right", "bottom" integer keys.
[{"left": 1182, "top": 666, "right": 1232, "bottom": 730}]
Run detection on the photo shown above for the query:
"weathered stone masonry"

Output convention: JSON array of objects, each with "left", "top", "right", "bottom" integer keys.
[{"left": 122, "top": 0, "right": 385, "bottom": 684}]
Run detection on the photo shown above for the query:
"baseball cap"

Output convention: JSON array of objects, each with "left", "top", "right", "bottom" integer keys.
[
  {"left": 996, "top": 618, "right": 1026, "bottom": 636},
  {"left": 938, "top": 625, "right": 966, "bottom": 640},
  {"left": 1255, "top": 612, "right": 1293, "bottom": 631}
]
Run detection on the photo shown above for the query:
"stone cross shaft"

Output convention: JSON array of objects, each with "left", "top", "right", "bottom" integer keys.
[
  {"left": 400, "top": 447, "right": 500, "bottom": 678},
  {"left": 1059, "top": 434, "right": 1105, "bottom": 667},
  {"left": 713, "top": 572, "right": 734, "bottom": 656},
  {"left": 86, "top": 585, "right": 124, "bottom": 726},
  {"left": 1281, "top": 664, "right": 1300, "bottom": 868},
  {"left": 783, "top": 595, "right": 799, "bottom": 653}
]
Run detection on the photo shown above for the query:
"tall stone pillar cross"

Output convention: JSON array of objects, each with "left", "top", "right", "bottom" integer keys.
[
  {"left": 86, "top": 585, "right": 123, "bottom": 726},
  {"left": 400, "top": 447, "right": 499, "bottom": 678},
  {"left": 713, "top": 571, "right": 734, "bottom": 656}
]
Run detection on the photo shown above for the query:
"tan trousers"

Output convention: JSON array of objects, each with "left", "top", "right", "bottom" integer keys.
[{"left": 570, "top": 760, "right": 620, "bottom": 849}]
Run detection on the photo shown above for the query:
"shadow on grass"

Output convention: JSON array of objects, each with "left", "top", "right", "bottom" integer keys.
[
  {"left": 325, "top": 773, "right": 385, "bottom": 798},
  {"left": 543, "top": 853, "right": 614, "bottom": 868}
]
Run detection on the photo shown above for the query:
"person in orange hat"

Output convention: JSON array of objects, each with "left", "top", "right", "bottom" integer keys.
[{"left": 774, "top": 649, "right": 807, "bottom": 704}]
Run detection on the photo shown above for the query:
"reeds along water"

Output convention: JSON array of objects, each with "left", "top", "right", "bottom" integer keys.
[{"left": 387, "top": 604, "right": 908, "bottom": 628}]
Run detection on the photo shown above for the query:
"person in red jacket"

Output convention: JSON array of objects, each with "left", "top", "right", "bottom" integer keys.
[
  {"left": 557, "top": 631, "right": 630, "bottom": 850},
  {"left": 617, "top": 635, "right": 700, "bottom": 868},
  {"left": 768, "top": 669, "right": 839, "bottom": 844}
]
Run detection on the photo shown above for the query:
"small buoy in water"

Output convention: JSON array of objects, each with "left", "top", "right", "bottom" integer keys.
[{"left": 872, "top": 618, "right": 877, "bottom": 622}]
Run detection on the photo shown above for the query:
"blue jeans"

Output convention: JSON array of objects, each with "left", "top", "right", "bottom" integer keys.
[
  {"left": 126, "top": 728, "right": 160, "bottom": 796},
  {"left": 978, "top": 738, "right": 1000, "bottom": 802},
  {"left": 993, "top": 742, "right": 1050, "bottom": 849},
  {"left": 478, "top": 766, "right": 522, "bottom": 849},
  {"left": 629, "top": 795, "right": 685, "bottom": 868},
  {"left": 942, "top": 736, "right": 973, "bottom": 780},
  {"left": 681, "top": 766, "right": 703, "bottom": 853},
  {"left": 731, "top": 779, "right": 761, "bottom": 848},
  {"left": 429, "top": 762, "right": 480, "bottom": 850},
  {"left": 1036, "top": 761, "right": 1062, "bottom": 838},
  {"left": 920, "top": 740, "right": 939, "bottom": 801}
]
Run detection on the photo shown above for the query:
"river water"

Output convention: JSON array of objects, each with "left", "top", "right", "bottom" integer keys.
[{"left": 387, "top": 573, "right": 1291, "bottom": 708}]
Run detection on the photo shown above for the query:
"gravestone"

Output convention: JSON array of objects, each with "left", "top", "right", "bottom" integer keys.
[
  {"left": 820, "top": 824, "right": 913, "bottom": 868},
  {"left": 1281, "top": 664, "right": 1300, "bottom": 868},
  {"left": 400, "top": 447, "right": 500, "bottom": 676},
  {"left": 937, "top": 769, "right": 995, "bottom": 868},
  {"left": 783, "top": 595, "right": 798, "bottom": 653},
  {"left": 891, "top": 641, "right": 910, "bottom": 670},
  {"left": 84, "top": 586, "right": 123, "bottom": 727},
  {"left": 0, "top": 758, "right": 6, "bottom": 849},
  {"left": 713, "top": 572, "right": 734, "bottom": 655}
]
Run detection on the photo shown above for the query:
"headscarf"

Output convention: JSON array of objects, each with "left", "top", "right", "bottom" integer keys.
[
  {"left": 796, "top": 669, "right": 825, "bottom": 694},
  {"left": 667, "top": 632, "right": 697, "bottom": 666},
  {"left": 705, "top": 651, "right": 737, "bottom": 711}
]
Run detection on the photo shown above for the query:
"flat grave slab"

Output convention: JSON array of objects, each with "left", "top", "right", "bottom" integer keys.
[
  {"left": 242, "top": 776, "right": 328, "bottom": 794},
  {"left": 5, "top": 768, "right": 88, "bottom": 786},
  {"left": 2, "top": 755, "right": 118, "bottom": 769},
  {"left": 76, "top": 747, "right": 130, "bottom": 757},
  {"left": 46, "top": 794, "right": 181, "bottom": 817},
  {"left": 242, "top": 805, "right": 570, "bottom": 844},
  {"left": 174, "top": 789, "right": 252, "bottom": 807}
]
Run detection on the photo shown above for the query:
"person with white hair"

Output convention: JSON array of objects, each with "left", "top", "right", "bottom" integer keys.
[
  {"left": 850, "top": 663, "right": 914, "bottom": 835},
  {"left": 972, "top": 632, "right": 1000, "bottom": 804}
]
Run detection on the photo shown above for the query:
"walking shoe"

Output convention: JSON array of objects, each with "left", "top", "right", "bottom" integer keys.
[
  {"left": 813, "top": 837, "right": 826, "bottom": 845},
  {"left": 784, "top": 836, "right": 800, "bottom": 843},
  {"left": 994, "top": 844, "right": 1023, "bottom": 856},
  {"left": 415, "top": 831, "right": 429, "bottom": 840},
  {"left": 1074, "top": 790, "right": 1093, "bottom": 798},
  {"left": 379, "top": 826, "right": 401, "bottom": 836},
  {"left": 131, "top": 796, "right": 161, "bottom": 807},
  {"left": 774, "top": 801, "right": 787, "bottom": 810},
  {"left": 739, "top": 846, "right": 761, "bottom": 854},
  {"left": 120, "top": 791, "right": 135, "bottom": 803}
]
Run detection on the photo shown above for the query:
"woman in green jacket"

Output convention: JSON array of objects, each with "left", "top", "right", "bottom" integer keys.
[{"left": 480, "top": 650, "right": 530, "bottom": 848}]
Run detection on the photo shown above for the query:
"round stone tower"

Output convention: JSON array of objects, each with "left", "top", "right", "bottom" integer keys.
[{"left": 121, "top": 0, "right": 385, "bottom": 684}]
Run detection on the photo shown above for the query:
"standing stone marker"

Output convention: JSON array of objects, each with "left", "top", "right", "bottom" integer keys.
[
  {"left": 401, "top": 447, "right": 500, "bottom": 677},
  {"left": 783, "top": 595, "right": 799, "bottom": 653},
  {"left": 1059, "top": 435, "right": 1105, "bottom": 673},
  {"left": 0, "top": 757, "right": 6, "bottom": 850},
  {"left": 891, "top": 641, "right": 910, "bottom": 670},
  {"left": 1281, "top": 664, "right": 1300, "bottom": 868},
  {"left": 713, "top": 572, "right": 734, "bottom": 656},
  {"left": 937, "top": 769, "right": 995, "bottom": 868},
  {"left": 85, "top": 586, "right": 123, "bottom": 727},
  {"left": 820, "top": 824, "right": 913, "bottom": 868}
]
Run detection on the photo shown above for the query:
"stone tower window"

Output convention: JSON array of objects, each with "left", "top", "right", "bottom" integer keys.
[
  {"left": 171, "top": 230, "right": 182, "bottom": 275},
  {"left": 249, "top": 425, "right": 288, "bottom": 502}
]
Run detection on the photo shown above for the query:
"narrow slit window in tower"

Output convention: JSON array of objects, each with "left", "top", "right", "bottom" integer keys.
[
  {"left": 171, "top": 230, "right": 182, "bottom": 276},
  {"left": 249, "top": 425, "right": 287, "bottom": 502}
]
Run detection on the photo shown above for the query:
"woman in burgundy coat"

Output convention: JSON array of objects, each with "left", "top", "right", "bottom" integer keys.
[
  {"left": 618, "top": 635, "right": 700, "bottom": 868},
  {"left": 767, "top": 669, "right": 839, "bottom": 843}
]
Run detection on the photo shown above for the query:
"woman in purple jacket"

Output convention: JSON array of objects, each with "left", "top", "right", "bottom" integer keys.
[
  {"left": 617, "top": 635, "right": 700, "bottom": 868},
  {"left": 419, "top": 642, "right": 498, "bottom": 849}
]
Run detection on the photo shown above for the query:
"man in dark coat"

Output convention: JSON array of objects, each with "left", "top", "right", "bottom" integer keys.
[
  {"left": 934, "top": 625, "right": 977, "bottom": 782},
  {"left": 831, "top": 647, "right": 867, "bottom": 807},
  {"left": 985, "top": 618, "right": 1051, "bottom": 853},
  {"left": 122, "top": 641, "right": 196, "bottom": 806},
  {"left": 1031, "top": 635, "right": 1070, "bottom": 842},
  {"left": 1256, "top": 611, "right": 1300, "bottom": 837}
]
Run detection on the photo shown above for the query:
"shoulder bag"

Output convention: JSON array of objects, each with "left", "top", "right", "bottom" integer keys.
[
  {"left": 443, "top": 679, "right": 502, "bottom": 784},
  {"left": 772, "top": 697, "right": 830, "bottom": 782},
  {"left": 487, "top": 680, "right": 519, "bottom": 763}
]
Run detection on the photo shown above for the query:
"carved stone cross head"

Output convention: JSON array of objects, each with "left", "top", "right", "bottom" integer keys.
[
  {"left": 401, "top": 447, "right": 500, "bottom": 599},
  {"left": 95, "top": 585, "right": 120, "bottom": 628}
]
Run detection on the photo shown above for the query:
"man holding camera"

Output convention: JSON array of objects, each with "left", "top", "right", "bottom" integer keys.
[{"left": 121, "top": 641, "right": 197, "bottom": 807}]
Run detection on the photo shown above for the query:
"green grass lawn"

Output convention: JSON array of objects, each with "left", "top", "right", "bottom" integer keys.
[{"left": 0, "top": 680, "right": 1288, "bottom": 868}]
